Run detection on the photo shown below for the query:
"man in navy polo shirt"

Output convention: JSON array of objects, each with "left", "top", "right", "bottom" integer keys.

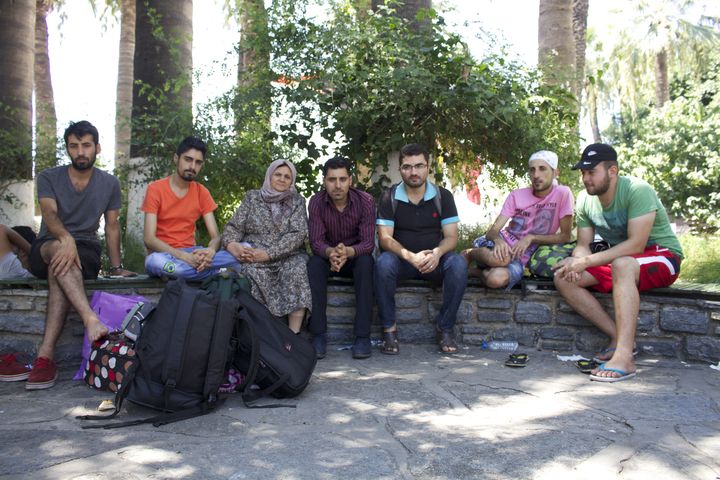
[
  {"left": 375, "top": 143, "right": 468, "bottom": 355},
  {"left": 307, "top": 157, "right": 376, "bottom": 360}
]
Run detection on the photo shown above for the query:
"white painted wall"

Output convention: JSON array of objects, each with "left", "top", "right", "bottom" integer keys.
[{"left": 0, "top": 181, "right": 37, "bottom": 228}]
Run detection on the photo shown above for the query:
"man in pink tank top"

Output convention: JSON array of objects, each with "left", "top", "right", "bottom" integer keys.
[{"left": 462, "top": 151, "right": 574, "bottom": 289}]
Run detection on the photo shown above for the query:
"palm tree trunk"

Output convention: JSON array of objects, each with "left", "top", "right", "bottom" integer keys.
[
  {"left": 654, "top": 48, "right": 670, "bottom": 108},
  {"left": 587, "top": 79, "right": 601, "bottom": 143},
  {"left": 115, "top": 0, "right": 136, "bottom": 170},
  {"left": 34, "top": 0, "right": 57, "bottom": 172},
  {"left": 572, "top": 0, "right": 588, "bottom": 101},
  {"left": 0, "top": 0, "right": 35, "bottom": 180},
  {"left": 128, "top": 0, "right": 193, "bottom": 241},
  {"left": 538, "top": 0, "right": 576, "bottom": 91},
  {"left": 0, "top": 0, "right": 35, "bottom": 225},
  {"left": 131, "top": 0, "right": 193, "bottom": 158},
  {"left": 372, "top": 0, "right": 431, "bottom": 28}
]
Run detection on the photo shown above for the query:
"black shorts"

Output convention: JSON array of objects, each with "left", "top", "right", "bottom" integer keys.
[{"left": 29, "top": 238, "right": 102, "bottom": 280}]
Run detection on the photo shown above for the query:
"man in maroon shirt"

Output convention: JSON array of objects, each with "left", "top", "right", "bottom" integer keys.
[{"left": 308, "top": 157, "right": 376, "bottom": 359}]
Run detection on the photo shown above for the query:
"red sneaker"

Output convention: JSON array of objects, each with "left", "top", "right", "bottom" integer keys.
[
  {"left": 0, "top": 353, "right": 32, "bottom": 382},
  {"left": 26, "top": 357, "right": 58, "bottom": 390}
]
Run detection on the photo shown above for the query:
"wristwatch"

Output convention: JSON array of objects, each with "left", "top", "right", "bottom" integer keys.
[{"left": 108, "top": 264, "right": 125, "bottom": 273}]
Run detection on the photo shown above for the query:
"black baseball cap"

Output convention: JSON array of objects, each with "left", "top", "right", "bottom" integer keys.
[{"left": 572, "top": 143, "right": 618, "bottom": 170}]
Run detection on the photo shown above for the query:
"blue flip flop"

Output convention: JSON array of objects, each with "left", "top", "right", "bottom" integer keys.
[
  {"left": 593, "top": 347, "right": 639, "bottom": 363},
  {"left": 589, "top": 364, "right": 637, "bottom": 383}
]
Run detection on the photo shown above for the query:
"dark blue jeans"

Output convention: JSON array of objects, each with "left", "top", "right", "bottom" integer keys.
[{"left": 374, "top": 251, "right": 468, "bottom": 333}]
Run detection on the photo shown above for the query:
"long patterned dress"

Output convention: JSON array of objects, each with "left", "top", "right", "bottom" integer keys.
[{"left": 222, "top": 190, "right": 312, "bottom": 317}]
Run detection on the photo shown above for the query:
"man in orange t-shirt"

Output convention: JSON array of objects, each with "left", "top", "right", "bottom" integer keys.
[{"left": 142, "top": 136, "right": 241, "bottom": 280}]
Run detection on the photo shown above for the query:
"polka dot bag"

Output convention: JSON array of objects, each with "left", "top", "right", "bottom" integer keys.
[{"left": 84, "top": 334, "right": 138, "bottom": 393}]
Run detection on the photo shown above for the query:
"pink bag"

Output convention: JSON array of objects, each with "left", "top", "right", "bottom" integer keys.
[{"left": 73, "top": 291, "right": 148, "bottom": 380}]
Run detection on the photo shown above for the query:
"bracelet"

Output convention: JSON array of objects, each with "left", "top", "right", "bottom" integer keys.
[{"left": 109, "top": 264, "right": 124, "bottom": 273}]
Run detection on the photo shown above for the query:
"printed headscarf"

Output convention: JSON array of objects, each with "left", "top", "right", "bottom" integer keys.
[{"left": 260, "top": 159, "right": 298, "bottom": 225}]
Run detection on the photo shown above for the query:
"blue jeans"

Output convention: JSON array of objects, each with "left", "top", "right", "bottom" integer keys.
[
  {"left": 374, "top": 251, "right": 468, "bottom": 333},
  {"left": 145, "top": 247, "right": 243, "bottom": 281},
  {"left": 472, "top": 235, "right": 524, "bottom": 290}
]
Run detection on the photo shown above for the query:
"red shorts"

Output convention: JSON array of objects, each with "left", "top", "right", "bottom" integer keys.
[{"left": 586, "top": 245, "right": 682, "bottom": 294}]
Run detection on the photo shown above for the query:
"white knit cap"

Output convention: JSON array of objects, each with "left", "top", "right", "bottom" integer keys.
[{"left": 529, "top": 150, "right": 558, "bottom": 169}]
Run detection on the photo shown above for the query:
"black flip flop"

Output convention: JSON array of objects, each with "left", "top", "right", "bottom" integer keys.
[
  {"left": 504, "top": 353, "right": 528, "bottom": 368},
  {"left": 576, "top": 359, "right": 599, "bottom": 374}
]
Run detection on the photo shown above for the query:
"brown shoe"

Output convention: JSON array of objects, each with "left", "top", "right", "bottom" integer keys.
[
  {"left": 26, "top": 357, "right": 58, "bottom": 390},
  {"left": 436, "top": 329, "right": 458, "bottom": 354},
  {"left": 381, "top": 329, "right": 399, "bottom": 355}
]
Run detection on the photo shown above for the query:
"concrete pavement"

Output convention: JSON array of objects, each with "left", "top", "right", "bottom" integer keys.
[{"left": 1, "top": 344, "right": 719, "bottom": 479}]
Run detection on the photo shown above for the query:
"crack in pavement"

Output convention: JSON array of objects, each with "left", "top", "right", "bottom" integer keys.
[
  {"left": 383, "top": 416, "right": 414, "bottom": 455},
  {"left": 465, "top": 381, "right": 538, "bottom": 397},
  {"left": 617, "top": 451, "right": 633, "bottom": 474},
  {"left": 423, "top": 380, "right": 472, "bottom": 411},
  {"left": 669, "top": 426, "right": 720, "bottom": 475},
  {"left": 584, "top": 407, "right": 635, "bottom": 433},
  {"left": 672, "top": 422, "right": 720, "bottom": 473},
  {"left": 375, "top": 415, "right": 413, "bottom": 480},
  {"left": 674, "top": 423, "right": 699, "bottom": 450},
  {"left": 443, "top": 387, "right": 473, "bottom": 411},
  {"left": 439, "top": 377, "right": 538, "bottom": 397}
]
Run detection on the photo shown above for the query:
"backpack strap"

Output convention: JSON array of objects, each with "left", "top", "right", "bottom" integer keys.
[
  {"left": 390, "top": 183, "right": 399, "bottom": 216},
  {"left": 80, "top": 398, "right": 223, "bottom": 430},
  {"left": 390, "top": 182, "right": 443, "bottom": 217},
  {"left": 160, "top": 284, "right": 199, "bottom": 407},
  {"left": 241, "top": 374, "right": 296, "bottom": 409},
  {"left": 202, "top": 298, "right": 239, "bottom": 400},
  {"left": 431, "top": 182, "right": 442, "bottom": 217},
  {"left": 235, "top": 305, "right": 261, "bottom": 394},
  {"left": 77, "top": 358, "right": 139, "bottom": 425}
]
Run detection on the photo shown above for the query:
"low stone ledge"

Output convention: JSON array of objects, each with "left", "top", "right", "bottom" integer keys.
[{"left": 1, "top": 276, "right": 719, "bottom": 363}]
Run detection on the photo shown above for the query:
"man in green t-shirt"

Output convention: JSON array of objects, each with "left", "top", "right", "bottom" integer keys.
[{"left": 553, "top": 143, "right": 683, "bottom": 383}]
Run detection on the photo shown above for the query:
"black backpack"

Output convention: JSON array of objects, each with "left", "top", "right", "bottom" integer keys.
[
  {"left": 202, "top": 270, "right": 251, "bottom": 300},
  {"left": 233, "top": 288, "right": 317, "bottom": 403},
  {"left": 79, "top": 279, "right": 240, "bottom": 428}
]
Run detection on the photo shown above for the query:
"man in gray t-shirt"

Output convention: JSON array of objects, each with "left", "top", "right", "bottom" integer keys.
[{"left": 20, "top": 121, "right": 135, "bottom": 390}]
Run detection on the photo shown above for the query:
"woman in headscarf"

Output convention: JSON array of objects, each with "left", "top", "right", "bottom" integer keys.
[{"left": 222, "top": 159, "right": 311, "bottom": 332}]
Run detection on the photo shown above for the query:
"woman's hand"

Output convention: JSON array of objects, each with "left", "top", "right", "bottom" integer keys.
[
  {"left": 227, "top": 242, "right": 269, "bottom": 263},
  {"left": 243, "top": 248, "right": 270, "bottom": 263},
  {"left": 227, "top": 242, "right": 251, "bottom": 263}
]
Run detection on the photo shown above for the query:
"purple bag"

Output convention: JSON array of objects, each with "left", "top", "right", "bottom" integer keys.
[{"left": 73, "top": 291, "right": 148, "bottom": 380}]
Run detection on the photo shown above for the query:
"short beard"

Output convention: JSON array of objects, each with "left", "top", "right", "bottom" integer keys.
[
  {"left": 71, "top": 156, "right": 96, "bottom": 171},
  {"left": 588, "top": 175, "right": 611, "bottom": 196},
  {"left": 402, "top": 176, "right": 425, "bottom": 188},
  {"left": 533, "top": 182, "right": 552, "bottom": 196},
  {"left": 177, "top": 166, "right": 196, "bottom": 181}
]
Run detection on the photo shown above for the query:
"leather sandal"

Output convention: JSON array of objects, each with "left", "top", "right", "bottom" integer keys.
[
  {"left": 436, "top": 329, "right": 458, "bottom": 354},
  {"left": 381, "top": 329, "right": 399, "bottom": 355}
]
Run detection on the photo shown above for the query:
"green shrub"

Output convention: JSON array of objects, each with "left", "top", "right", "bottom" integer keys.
[
  {"left": 457, "top": 222, "right": 490, "bottom": 252},
  {"left": 678, "top": 234, "right": 720, "bottom": 284}
]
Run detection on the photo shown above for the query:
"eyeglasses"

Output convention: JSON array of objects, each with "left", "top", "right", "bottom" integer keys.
[{"left": 400, "top": 163, "right": 428, "bottom": 172}]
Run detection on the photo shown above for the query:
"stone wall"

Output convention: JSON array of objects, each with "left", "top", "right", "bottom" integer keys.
[{"left": 1, "top": 280, "right": 719, "bottom": 363}]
